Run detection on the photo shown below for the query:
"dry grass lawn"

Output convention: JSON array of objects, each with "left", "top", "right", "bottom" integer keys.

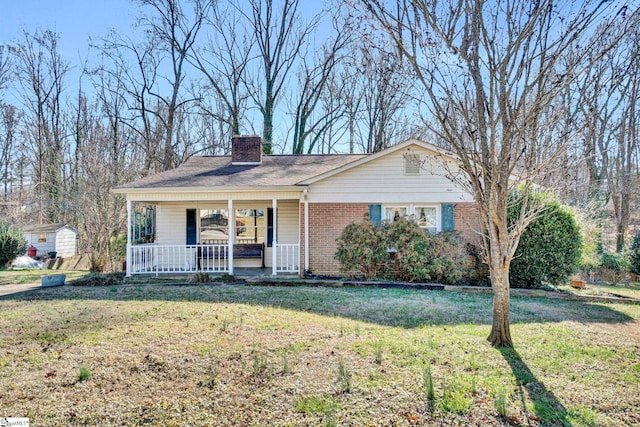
[{"left": 0, "top": 284, "right": 638, "bottom": 426}]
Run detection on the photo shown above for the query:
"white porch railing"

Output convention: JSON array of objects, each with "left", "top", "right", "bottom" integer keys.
[
  {"left": 275, "top": 243, "right": 300, "bottom": 273},
  {"left": 130, "top": 244, "right": 228, "bottom": 275},
  {"left": 129, "top": 243, "right": 300, "bottom": 275}
]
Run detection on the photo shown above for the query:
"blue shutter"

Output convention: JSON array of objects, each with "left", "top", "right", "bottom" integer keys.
[
  {"left": 266, "top": 208, "right": 274, "bottom": 247},
  {"left": 442, "top": 204, "right": 455, "bottom": 231},
  {"left": 186, "top": 209, "right": 197, "bottom": 245},
  {"left": 369, "top": 204, "right": 382, "bottom": 226}
]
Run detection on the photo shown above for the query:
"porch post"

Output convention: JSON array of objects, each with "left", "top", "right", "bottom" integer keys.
[
  {"left": 304, "top": 192, "right": 309, "bottom": 273},
  {"left": 228, "top": 199, "right": 234, "bottom": 275},
  {"left": 272, "top": 198, "right": 277, "bottom": 275},
  {"left": 126, "top": 199, "right": 132, "bottom": 277}
]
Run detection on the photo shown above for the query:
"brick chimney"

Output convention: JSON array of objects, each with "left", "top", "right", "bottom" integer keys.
[{"left": 231, "top": 135, "right": 262, "bottom": 164}]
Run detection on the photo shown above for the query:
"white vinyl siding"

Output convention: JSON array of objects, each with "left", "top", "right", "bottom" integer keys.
[
  {"left": 24, "top": 227, "right": 77, "bottom": 257},
  {"left": 54, "top": 228, "right": 77, "bottom": 257},
  {"left": 307, "top": 144, "right": 473, "bottom": 204},
  {"left": 154, "top": 200, "right": 300, "bottom": 268},
  {"left": 276, "top": 200, "right": 299, "bottom": 244}
]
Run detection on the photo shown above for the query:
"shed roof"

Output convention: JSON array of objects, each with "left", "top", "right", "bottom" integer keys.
[{"left": 22, "top": 223, "right": 77, "bottom": 233}]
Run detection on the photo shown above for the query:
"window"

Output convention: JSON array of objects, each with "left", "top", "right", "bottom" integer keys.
[
  {"left": 382, "top": 205, "right": 440, "bottom": 233},
  {"left": 200, "top": 209, "right": 229, "bottom": 243},
  {"left": 384, "top": 207, "right": 407, "bottom": 222},
  {"left": 38, "top": 234, "right": 47, "bottom": 243},
  {"left": 415, "top": 206, "right": 438, "bottom": 233},
  {"left": 235, "top": 209, "right": 265, "bottom": 243}
]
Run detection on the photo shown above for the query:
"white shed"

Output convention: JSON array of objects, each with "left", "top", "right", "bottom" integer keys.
[{"left": 23, "top": 223, "right": 78, "bottom": 258}]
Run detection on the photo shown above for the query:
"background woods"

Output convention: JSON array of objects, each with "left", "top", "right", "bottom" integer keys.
[{"left": 0, "top": 0, "right": 638, "bottom": 278}]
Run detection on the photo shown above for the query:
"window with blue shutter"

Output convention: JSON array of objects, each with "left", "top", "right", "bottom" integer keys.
[
  {"left": 369, "top": 204, "right": 382, "bottom": 226},
  {"left": 442, "top": 204, "right": 455, "bottom": 231}
]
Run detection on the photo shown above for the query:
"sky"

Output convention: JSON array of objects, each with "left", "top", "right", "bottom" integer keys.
[{"left": 0, "top": 0, "right": 137, "bottom": 62}]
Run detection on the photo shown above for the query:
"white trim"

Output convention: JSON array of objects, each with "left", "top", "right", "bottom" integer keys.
[
  {"left": 272, "top": 198, "right": 277, "bottom": 275},
  {"left": 113, "top": 185, "right": 304, "bottom": 195},
  {"left": 228, "top": 199, "right": 234, "bottom": 274},
  {"left": 304, "top": 191, "right": 309, "bottom": 273},
  {"left": 231, "top": 162, "right": 262, "bottom": 165},
  {"left": 126, "top": 199, "right": 132, "bottom": 277}
]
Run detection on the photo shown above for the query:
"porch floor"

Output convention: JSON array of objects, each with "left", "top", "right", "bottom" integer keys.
[{"left": 128, "top": 267, "right": 298, "bottom": 279}]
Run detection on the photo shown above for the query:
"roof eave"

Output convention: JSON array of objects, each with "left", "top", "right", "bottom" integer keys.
[
  {"left": 297, "top": 139, "right": 459, "bottom": 185},
  {"left": 112, "top": 185, "right": 306, "bottom": 195}
]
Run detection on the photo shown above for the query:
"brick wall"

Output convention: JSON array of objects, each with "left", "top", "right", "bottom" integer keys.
[
  {"left": 231, "top": 135, "right": 262, "bottom": 163},
  {"left": 454, "top": 203, "right": 483, "bottom": 246},
  {"left": 300, "top": 202, "right": 484, "bottom": 276},
  {"left": 301, "top": 203, "right": 369, "bottom": 275}
]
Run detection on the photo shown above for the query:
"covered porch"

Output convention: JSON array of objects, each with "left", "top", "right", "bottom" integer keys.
[{"left": 124, "top": 190, "right": 304, "bottom": 276}]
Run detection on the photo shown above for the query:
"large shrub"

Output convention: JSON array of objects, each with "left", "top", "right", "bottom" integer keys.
[
  {"left": 336, "top": 216, "right": 469, "bottom": 283},
  {"left": 0, "top": 220, "right": 28, "bottom": 268},
  {"left": 508, "top": 192, "right": 582, "bottom": 288},
  {"left": 382, "top": 218, "right": 469, "bottom": 283},
  {"left": 630, "top": 232, "right": 640, "bottom": 275},
  {"left": 335, "top": 217, "right": 388, "bottom": 277}
]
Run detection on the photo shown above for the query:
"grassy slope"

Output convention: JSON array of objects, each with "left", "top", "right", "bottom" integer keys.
[{"left": 0, "top": 285, "right": 638, "bottom": 426}]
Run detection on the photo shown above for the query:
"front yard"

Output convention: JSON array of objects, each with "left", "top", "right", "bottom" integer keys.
[{"left": 0, "top": 284, "right": 638, "bottom": 426}]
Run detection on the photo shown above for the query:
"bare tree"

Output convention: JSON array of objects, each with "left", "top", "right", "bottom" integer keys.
[
  {"left": 191, "top": 2, "right": 253, "bottom": 138},
  {"left": 291, "top": 13, "right": 353, "bottom": 154},
  {"left": 91, "top": 30, "right": 165, "bottom": 175},
  {"left": 608, "top": 31, "right": 640, "bottom": 252},
  {"left": 0, "top": 105, "right": 20, "bottom": 213},
  {"left": 244, "top": 0, "right": 320, "bottom": 153},
  {"left": 0, "top": 46, "right": 17, "bottom": 212},
  {"left": 14, "top": 29, "right": 69, "bottom": 224},
  {"left": 567, "top": 16, "right": 640, "bottom": 252},
  {"left": 135, "top": 0, "right": 212, "bottom": 170},
  {"left": 363, "top": 0, "right": 631, "bottom": 347},
  {"left": 358, "top": 45, "right": 413, "bottom": 153}
]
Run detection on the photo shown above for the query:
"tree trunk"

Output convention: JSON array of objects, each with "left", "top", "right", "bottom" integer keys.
[
  {"left": 488, "top": 266, "right": 513, "bottom": 347},
  {"left": 615, "top": 192, "right": 631, "bottom": 252}
]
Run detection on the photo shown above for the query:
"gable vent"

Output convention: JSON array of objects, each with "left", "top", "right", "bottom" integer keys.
[{"left": 404, "top": 152, "right": 421, "bottom": 175}]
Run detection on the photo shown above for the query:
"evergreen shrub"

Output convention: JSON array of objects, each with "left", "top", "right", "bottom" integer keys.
[
  {"left": 0, "top": 220, "right": 28, "bottom": 269},
  {"left": 629, "top": 232, "right": 640, "bottom": 275},
  {"left": 508, "top": 191, "right": 582, "bottom": 288}
]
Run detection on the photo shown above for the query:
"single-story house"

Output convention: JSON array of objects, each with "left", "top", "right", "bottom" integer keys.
[
  {"left": 23, "top": 223, "right": 78, "bottom": 258},
  {"left": 113, "top": 136, "right": 481, "bottom": 276}
]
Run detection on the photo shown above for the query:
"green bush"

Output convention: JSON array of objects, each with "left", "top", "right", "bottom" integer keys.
[
  {"left": 629, "top": 232, "right": 640, "bottom": 275},
  {"left": 600, "top": 251, "right": 630, "bottom": 284},
  {"left": 0, "top": 220, "right": 28, "bottom": 268},
  {"left": 383, "top": 218, "right": 469, "bottom": 283},
  {"left": 508, "top": 191, "right": 582, "bottom": 288},
  {"left": 335, "top": 216, "right": 469, "bottom": 283},
  {"left": 335, "top": 217, "right": 388, "bottom": 277}
]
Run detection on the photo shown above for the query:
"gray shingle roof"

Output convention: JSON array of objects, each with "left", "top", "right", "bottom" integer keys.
[
  {"left": 22, "top": 223, "right": 76, "bottom": 233},
  {"left": 115, "top": 154, "right": 366, "bottom": 190}
]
